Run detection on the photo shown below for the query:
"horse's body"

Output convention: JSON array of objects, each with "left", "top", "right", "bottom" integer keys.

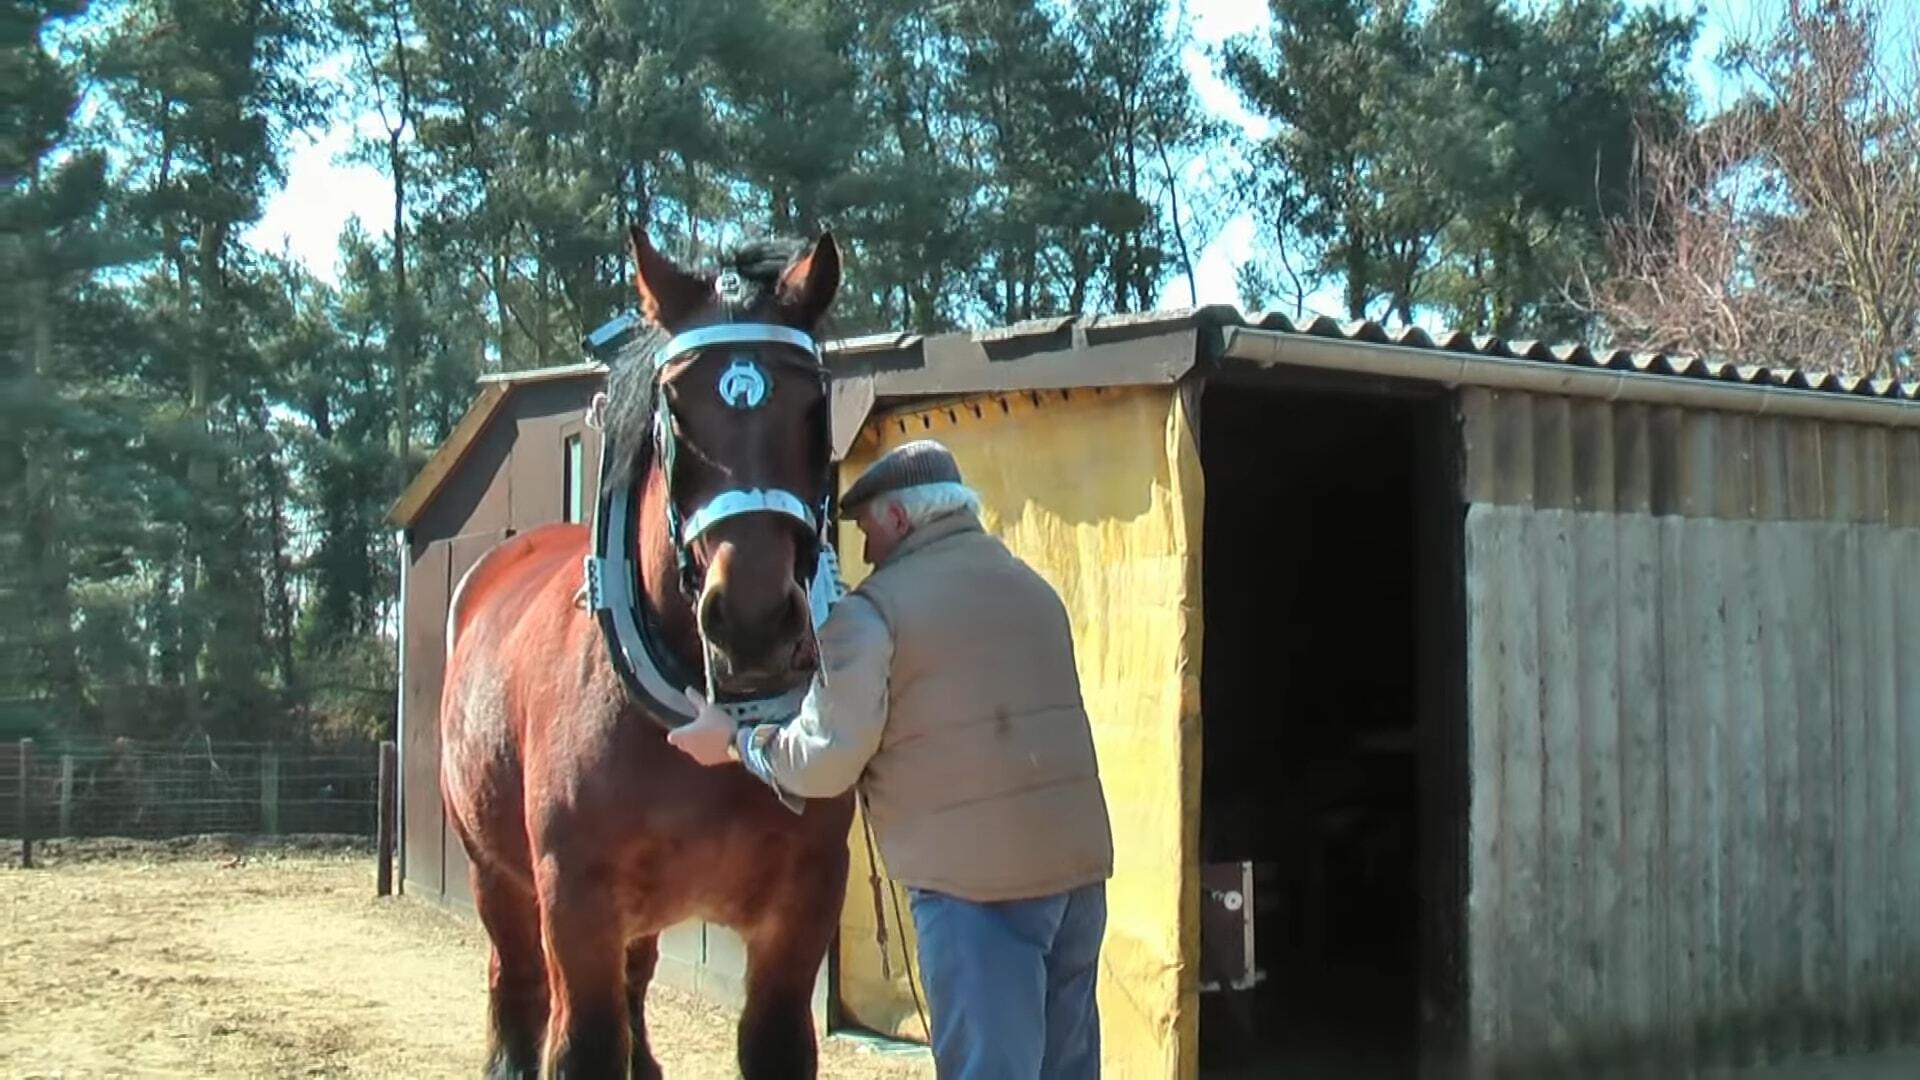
[{"left": 440, "top": 232, "right": 856, "bottom": 1079}]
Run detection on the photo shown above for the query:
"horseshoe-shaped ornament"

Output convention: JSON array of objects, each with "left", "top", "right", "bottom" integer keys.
[{"left": 718, "top": 358, "right": 770, "bottom": 410}]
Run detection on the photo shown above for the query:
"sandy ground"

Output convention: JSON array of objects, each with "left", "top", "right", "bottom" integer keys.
[
  {"left": 10, "top": 838, "right": 1920, "bottom": 1080},
  {"left": 0, "top": 837, "right": 931, "bottom": 1080}
]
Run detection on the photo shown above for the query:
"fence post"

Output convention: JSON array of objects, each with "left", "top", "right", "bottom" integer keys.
[
  {"left": 261, "top": 747, "right": 280, "bottom": 836},
  {"left": 58, "top": 753, "right": 73, "bottom": 838},
  {"left": 376, "top": 740, "right": 396, "bottom": 896},
  {"left": 17, "top": 738, "right": 34, "bottom": 869}
]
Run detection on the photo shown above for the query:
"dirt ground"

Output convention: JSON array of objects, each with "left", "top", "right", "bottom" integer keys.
[{"left": 0, "top": 837, "right": 932, "bottom": 1079}]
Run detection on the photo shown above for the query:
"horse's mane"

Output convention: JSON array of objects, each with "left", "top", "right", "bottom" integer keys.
[{"left": 599, "top": 236, "right": 811, "bottom": 497}]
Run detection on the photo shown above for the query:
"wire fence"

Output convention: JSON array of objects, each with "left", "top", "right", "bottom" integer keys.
[{"left": 1, "top": 737, "right": 381, "bottom": 842}]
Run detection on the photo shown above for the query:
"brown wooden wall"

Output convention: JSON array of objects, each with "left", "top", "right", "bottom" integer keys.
[
  {"left": 1458, "top": 386, "right": 1920, "bottom": 1076},
  {"left": 399, "top": 377, "right": 601, "bottom": 902}
]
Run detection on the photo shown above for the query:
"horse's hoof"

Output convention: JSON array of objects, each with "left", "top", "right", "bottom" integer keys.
[{"left": 482, "top": 1050, "right": 538, "bottom": 1080}]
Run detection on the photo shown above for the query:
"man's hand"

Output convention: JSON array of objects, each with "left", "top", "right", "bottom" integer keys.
[{"left": 665, "top": 687, "right": 739, "bottom": 767}]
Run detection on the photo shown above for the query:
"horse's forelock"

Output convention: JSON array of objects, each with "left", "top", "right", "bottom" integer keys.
[
  {"left": 600, "top": 325, "right": 666, "bottom": 497},
  {"left": 711, "top": 236, "right": 811, "bottom": 313}
]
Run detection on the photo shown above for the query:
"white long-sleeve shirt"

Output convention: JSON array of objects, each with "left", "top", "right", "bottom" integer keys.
[{"left": 735, "top": 592, "right": 895, "bottom": 805}]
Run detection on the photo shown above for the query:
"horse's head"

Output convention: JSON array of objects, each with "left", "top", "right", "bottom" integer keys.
[{"left": 623, "top": 226, "right": 840, "bottom": 695}]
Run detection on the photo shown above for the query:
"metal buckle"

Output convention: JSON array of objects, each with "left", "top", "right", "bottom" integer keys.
[{"left": 582, "top": 554, "right": 606, "bottom": 611}]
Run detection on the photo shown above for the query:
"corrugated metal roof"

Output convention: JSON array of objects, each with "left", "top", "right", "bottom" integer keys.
[
  {"left": 511, "top": 306, "right": 1919, "bottom": 404},
  {"left": 1216, "top": 307, "right": 1919, "bottom": 403},
  {"left": 395, "top": 306, "right": 1915, "bottom": 527},
  {"left": 853, "top": 304, "right": 1916, "bottom": 402}
]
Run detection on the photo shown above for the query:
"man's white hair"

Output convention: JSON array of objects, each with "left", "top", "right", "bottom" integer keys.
[{"left": 874, "top": 481, "right": 982, "bottom": 528}]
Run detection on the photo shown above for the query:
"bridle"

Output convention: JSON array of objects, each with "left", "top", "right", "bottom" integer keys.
[
  {"left": 651, "top": 322, "right": 835, "bottom": 602},
  {"left": 584, "top": 309, "right": 846, "bottom": 734}
]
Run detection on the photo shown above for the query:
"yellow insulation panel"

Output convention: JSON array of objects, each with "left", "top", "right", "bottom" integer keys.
[{"left": 832, "top": 385, "right": 1205, "bottom": 1080}]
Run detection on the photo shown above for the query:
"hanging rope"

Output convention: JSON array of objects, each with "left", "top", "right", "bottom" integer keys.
[{"left": 858, "top": 790, "right": 930, "bottom": 1043}]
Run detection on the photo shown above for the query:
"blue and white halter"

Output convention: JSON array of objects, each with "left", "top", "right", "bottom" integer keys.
[{"left": 584, "top": 318, "right": 846, "bottom": 730}]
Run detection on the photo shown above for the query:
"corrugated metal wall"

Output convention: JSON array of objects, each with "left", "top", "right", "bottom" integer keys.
[{"left": 1458, "top": 386, "right": 1920, "bottom": 1075}]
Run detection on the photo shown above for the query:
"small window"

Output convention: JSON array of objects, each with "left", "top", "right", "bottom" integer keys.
[{"left": 563, "top": 434, "right": 585, "bottom": 523}]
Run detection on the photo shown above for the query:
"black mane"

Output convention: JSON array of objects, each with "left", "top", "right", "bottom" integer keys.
[{"left": 598, "top": 236, "right": 810, "bottom": 497}]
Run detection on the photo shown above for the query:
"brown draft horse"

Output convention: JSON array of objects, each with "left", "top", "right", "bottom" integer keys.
[{"left": 440, "top": 228, "right": 856, "bottom": 1079}]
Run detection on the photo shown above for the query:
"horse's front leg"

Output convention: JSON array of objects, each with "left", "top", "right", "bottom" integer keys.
[
  {"left": 736, "top": 848, "right": 847, "bottom": 1080},
  {"left": 736, "top": 929, "right": 825, "bottom": 1080},
  {"left": 535, "top": 852, "right": 630, "bottom": 1079},
  {"left": 624, "top": 935, "right": 662, "bottom": 1080}
]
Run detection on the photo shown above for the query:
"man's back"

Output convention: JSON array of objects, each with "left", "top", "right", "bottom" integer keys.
[{"left": 855, "top": 510, "right": 1114, "bottom": 903}]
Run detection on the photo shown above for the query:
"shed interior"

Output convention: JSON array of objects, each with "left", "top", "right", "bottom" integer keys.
[{"left": 1197, "top": 370, "right": 1462, "bottom": 1079}]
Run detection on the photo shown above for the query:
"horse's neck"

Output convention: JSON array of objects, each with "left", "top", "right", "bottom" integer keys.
[{"left": 634, "top": 463, "right": 701, "bottom": 664}]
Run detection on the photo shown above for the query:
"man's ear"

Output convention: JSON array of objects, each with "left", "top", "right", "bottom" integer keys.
[
  {"left": 777, "top": 231, "right": 841, "bottom": 329},
  {"left": 885, "top": 498, "right": 912, "bottom": 536},
  {"left": 628, "top": 226, "right": 711, "bottom": 329}
]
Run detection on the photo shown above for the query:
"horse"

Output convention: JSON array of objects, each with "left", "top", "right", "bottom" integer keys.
[{"left": 439, "top": 227, "right": 857, "bottom": 1079}]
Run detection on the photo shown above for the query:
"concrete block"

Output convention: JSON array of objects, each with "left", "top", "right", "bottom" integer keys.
[
  {"left": 697, "top": 964, "right": 748, "bottom": 1010},
  {"left": 704, "top": 921, "right": 749, "bottom": 979},
  {"left": 659, "top": 920, "right": 704, "bottom": 964},
  {"left": 654, "top": 954, "right": 700, "bottom": 997}
]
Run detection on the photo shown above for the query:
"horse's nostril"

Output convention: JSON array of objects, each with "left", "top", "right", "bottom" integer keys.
[
  {"left": 768, "top": 584, "right": 806, "bottom": 639},
  {"left": 698, "top": 589, "right": 726, "bottom": 638}
]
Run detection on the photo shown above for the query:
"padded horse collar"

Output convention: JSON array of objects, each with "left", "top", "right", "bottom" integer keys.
[{"left": 584, "top": 320, "right": 845, "bottom": 730}]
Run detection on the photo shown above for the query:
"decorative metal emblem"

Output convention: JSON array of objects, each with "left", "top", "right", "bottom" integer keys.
[
  {"left": 715, "top": 269, "right": 746, "bottom": 305},
  {"left": 718, "top": 358, "right": 770, "bottom": 410}
]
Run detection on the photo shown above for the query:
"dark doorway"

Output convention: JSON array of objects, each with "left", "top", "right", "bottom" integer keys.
[{"left": 1196, "top": 371, "right": 1464, "bottom": 1079}]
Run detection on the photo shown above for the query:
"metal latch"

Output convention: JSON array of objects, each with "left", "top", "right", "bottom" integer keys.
[{"left": 1199, "top": 860, "right": 1266, "bottom": 993}]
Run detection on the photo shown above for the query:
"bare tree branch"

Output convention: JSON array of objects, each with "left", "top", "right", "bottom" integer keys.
[{"left": 1583, "top": 0, "right": 1919, "bottom": 381}]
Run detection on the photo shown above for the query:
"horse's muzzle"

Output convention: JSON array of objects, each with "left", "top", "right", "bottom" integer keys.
[{"left": 697, "top": 579, "right": 811, "bottom": 694}]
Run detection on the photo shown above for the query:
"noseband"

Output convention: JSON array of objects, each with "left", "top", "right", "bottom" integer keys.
[{"left": 584, "top": 320, "right": 846, "bottom": 735}]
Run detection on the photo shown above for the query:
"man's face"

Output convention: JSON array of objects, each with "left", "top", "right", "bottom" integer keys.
[{"left": 854, "top": 499, "right": 911, "bottom": 565}]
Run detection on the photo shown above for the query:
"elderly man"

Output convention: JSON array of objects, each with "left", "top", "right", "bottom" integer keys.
[{"left": 668, "top": 439, "right": 1114, "bottom": 1080}]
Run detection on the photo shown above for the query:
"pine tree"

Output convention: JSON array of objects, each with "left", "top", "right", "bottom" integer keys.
[{"left": 2, "top": 0, "right": 149, "bottom": 736}]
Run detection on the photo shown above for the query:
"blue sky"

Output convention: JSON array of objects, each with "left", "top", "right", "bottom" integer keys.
[{"left": 241, "top": 0, "right": 1782, "bottom": 322}]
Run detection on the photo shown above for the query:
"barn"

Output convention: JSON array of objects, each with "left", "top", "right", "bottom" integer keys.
[{"left": 387, "top": 306, "right": 1920, "bottom": 1078}]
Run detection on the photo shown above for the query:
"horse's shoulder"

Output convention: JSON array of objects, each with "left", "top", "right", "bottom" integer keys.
[{"left": 447, "top": 523, "right": 588, "bottom": 658}]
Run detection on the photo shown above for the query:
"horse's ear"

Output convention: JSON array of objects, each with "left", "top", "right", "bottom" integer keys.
[
  {"left": 778, "top": 232, "right": 841, "bottom": 330},
  {"left": 628, "top": 226, "right": 710, "bottom": 329}
]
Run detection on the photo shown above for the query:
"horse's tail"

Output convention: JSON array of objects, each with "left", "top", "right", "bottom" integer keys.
[
  {"left": 446, "top": 555, "right": 483, "bottom": 662},
  {"left": 445, "top": 535, "right": 539, "bottom": 662}
]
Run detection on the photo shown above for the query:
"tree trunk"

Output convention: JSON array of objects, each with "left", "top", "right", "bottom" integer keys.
[
  {"left": 1157, "top": 135, "right": 1197, "bottom": 308},
  {"left": 390, "top": 128, "right": 410, "bottom": 462},
  {"left": 21, "top": 260, "right": 82, "bottom": 715}
]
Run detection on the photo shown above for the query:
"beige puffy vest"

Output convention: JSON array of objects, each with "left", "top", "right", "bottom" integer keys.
[{"left": 854, "top": 511, "right": 1114, "bottom": 902}]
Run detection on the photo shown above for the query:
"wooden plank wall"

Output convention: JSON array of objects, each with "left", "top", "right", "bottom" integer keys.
[
  {"left": 401, "top": 540, "right": 450, "bottom": 897},
  {"left": 1459, "top": 387, "right": 1920, "bottom": 1076}
]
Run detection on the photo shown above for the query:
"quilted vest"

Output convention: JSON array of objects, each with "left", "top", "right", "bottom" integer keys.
[{"left": 854, "top": 511, "right": 1114, "bottom": 902}]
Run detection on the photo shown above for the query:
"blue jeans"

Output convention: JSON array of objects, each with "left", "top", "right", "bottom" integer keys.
[{"left": 908, "top": 882, "right": 1106, "bottom": 1080}]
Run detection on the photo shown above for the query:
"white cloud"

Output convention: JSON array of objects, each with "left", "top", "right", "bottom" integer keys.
[{"left": 246, "top": 112, "right": 391, "bottom": 283}]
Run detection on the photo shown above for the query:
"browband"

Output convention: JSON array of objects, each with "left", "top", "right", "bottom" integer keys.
[{"left": 658, "top": 323, "right": 822, "bottom": 368}]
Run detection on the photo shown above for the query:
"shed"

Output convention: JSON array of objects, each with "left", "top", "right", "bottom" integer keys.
[{"left": 389, "top": 307, "right": 1920, "bottom": 1078}]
